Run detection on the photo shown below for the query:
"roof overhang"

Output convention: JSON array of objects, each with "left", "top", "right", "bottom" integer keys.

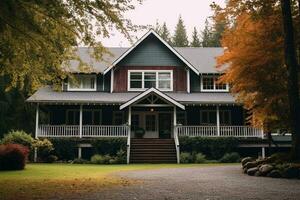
[
  {"left": 119, "top": 88, "right": 185, "bottom": 110},
  {"left": 103, "top": 29, "right": 199, "bottom": 75}
]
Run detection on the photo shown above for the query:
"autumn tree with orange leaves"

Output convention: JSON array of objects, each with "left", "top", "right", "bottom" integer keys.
[{"left": 213, "top": 0, "right": 300, "bottom": 159}]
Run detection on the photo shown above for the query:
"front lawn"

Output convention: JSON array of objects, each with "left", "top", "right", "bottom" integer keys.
[{"left": 0, "top": 163, "right": 231, "bottom": 200}]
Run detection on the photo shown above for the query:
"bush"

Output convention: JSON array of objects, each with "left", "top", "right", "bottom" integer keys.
[
  {"left": 1, "top": 130, "right": 34, "bottom": 149},
  {"left": 33, "top": 139, "right": 54, "bottom": 162},
  {"left": 50, "top": 138, "right": 79, "bottom": 160},
  {"left": 179, "top": 137, "right": 239, "bottom": 160},
  {"left": 72, "top": 158, "right": 89, "bottom": 164},
  {"left": 195, "top": 153, "right": 207, "bottom": 163},
  {"left": 115, "top": 149, "right": 127, "bottom": 164},
  {"left": 90, "top": 154, "right": 111, "bottom": 164},
  {"left": 219, "top": 152, "right": 240, "bottom": 163},
  {"left": 0, "top": 144, "right": 29, "bottom": 170},
  {"left": 92, "top": 138, "right": 127, "bottom": 156},
  {"left": 180, "top": 152, "right": 192, "bottom": 163},
  {"left": 45, "top": 155, "right": 58, "bottom": 163}
]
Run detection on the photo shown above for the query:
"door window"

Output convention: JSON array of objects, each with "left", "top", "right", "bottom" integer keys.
[{"left": 145, "top": 114, "right": 156, "bottom": 131}]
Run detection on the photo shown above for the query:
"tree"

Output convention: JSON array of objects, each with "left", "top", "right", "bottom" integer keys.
[
  {"left": 190, "top": 27, "right": 201, "bottom": 47},
  {"left": 201, "top": 19, "right": 213, "bottom": 47},
  {"left": 0, "top": 0, "right": 142, "bottom": 93},
  {"left": 172, "top": 15, "right": 189, "bottom": 47},
  {"left": 160, "top": 22, "right": 172, "bottom": 44},
  {"left": 280, "top": 0, "right": 300, "bottom": 160}
]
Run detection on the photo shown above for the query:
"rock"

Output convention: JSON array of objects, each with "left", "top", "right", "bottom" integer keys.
[
  {"left": 243, "top": 167, "right": 248, "bottom": 174},
  {"left": 254, "top": 171, "right": 262, "bottom": 177},
  {"left": 247, "top": 167, "right": 258, "bottom": 176},
  {"left": 267, "top": 170, "right": 282, "bottom": 178},
  {"left": 245, "top": 161, "right": 258, "bottom": 170},
  {"left": 259, "top": 164, "right": 274, "bottom": 175},
  {"left": 282, "top": 167, "right": 300, "bottom": 179},
  {"left": 241, "top": 157, "right": 255, "bottom": 166}
]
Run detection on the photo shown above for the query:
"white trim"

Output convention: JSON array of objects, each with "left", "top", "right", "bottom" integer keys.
[
  {"left": 103, "top": 29, "right": 199, "bottom": 75},
  {"left": 79, "top": 105, "right": 83, "bottom": 138},
  {"left": 186, "top": 69, "right": 190, "bottom": 93},
  {"left": 128, "top": 70, "right": 173, "bottom": 91},
  {"left": 216, "top": 105, "right": 220, "bottom": 136},
  {"left": 120, "top": 87, "right": 185, "bottom": 110},
  {"left": 35, "top": 103, "right": 39, "bottom": 139},
  {"left": 200, "top": 75, "right": 229, "bottom": 92},
  {"left": 110, "top": 69, "right": 114, "bottom": 93},
  {"left": 67, "top": 74, "right": 97, "bottom": 91}
]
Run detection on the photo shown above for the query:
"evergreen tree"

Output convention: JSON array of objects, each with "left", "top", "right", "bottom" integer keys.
[
  {"left": 201, "top": 19, "right": 213, "bottom": 47},
  {"left": 190, "top": 27, "right": 201, "bottom": 47},
  {"left": 172, "top": 15, "right": 189, "bottom": 47},
  {"left": 160, "top": 22, "right": 172, "bottom": 44},
  {"left": 201, "top": 17, "right": 225, "bottom": 47}
]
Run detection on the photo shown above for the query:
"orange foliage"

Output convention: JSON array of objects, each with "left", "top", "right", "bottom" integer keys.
[{"left": 215, "top": 2, "right": 290, "bottom": 130}]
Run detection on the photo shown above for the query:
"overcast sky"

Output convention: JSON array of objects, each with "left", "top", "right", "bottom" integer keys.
[{"left": 101, "top": 0, "right": 226, "bottom": 47}]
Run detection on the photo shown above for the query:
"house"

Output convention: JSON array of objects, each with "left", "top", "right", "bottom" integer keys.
[{"left": 27, "top": 29, "right": 265, "bottom": 163}]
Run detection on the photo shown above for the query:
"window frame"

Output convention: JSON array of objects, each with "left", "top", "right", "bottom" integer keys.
[
  {"left": 199, "top": 109, "right": 232, "bottom": 125},
  {"left": 66, "top": 109, "right": 102, "bottom": 125},
  {"left": 200, "top": 75, "right": 229, "bottom": 92},
  {"left": 67, "top": 74, "right": 97, "bottom": 91},
  {"left": 127, "top": 70, "right": 173, "bottom": 91}
]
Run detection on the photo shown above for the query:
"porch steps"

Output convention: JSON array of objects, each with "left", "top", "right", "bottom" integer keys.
[{"left": 130, "top": 139, "right": 177, "bottom": 163}]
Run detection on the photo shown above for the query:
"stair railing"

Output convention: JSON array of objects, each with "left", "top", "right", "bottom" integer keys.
[
  {"left": 126, "top": 125, "right": 131, "bottom": 164},
  {"left": 174, "top": 126, "right": 180, "bottom": 164}
]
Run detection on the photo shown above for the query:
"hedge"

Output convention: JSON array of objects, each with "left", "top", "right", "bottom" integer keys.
[
  {"left": 0, "top": 144, "right": 29, "bottom": 170},
  {"left": 179, "top": 136, "right": 239, "bottom": 160}
]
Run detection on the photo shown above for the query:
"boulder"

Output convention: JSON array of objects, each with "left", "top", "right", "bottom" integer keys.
[
  {"left": 282, "top": 167, "right": 300, "bottom": 179},
  {"left": 267, "top": 170, "right": 282, "bottom": 178},
  {"left": 241, "top": 157, "right": 255, "bottom": 166},
  {"left": 259, "top": 164, "right": 274, "bottom": 175},
  {"left": 244, "top": 161, "right": 258, "bottom": 170},
  {"left": 243, "top": 167, "right": 248, "bottom": 174},
  {"left": 254, "top": 170, "right": 262, "bottom": 177},
  {"left": 247, "top": 167, "right": 258, "bottom": 176}
]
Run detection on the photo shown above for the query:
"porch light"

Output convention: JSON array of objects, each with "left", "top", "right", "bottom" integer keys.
[{"left": 150, "top": 108, "right": 154, "bottom": 112}]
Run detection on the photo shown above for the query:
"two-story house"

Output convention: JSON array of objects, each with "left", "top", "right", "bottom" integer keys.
[{"left": 27, "top": 30, "right": 264, "bottom": 163}]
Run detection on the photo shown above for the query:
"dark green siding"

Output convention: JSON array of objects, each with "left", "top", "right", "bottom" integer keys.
[
  {"left": 190, "top": 71, "right": 201, "bottom": 92},
  {"left": 118, "top": 34, "right": 185, "bottom": 67}
]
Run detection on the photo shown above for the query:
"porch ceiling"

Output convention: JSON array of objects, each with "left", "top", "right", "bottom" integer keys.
[{"left": 27, "top": 86, "right": 237, "bottom": 105}]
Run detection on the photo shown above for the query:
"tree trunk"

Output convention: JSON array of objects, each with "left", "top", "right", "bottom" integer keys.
[{"left": 280, "top": 0, "right": 300, "bottom": 161}]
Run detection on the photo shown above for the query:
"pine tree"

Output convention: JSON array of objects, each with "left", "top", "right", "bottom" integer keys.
[
  {"left": 172, "top": 15, "right": 189, "bottom": 47},
  {"left": 201, "top": 19, "right": 213, "bottom": 47},
  {"left": 190, "top": 27, "right": 201, "bottom": 47},
  {"left": 160, "top": 22, "right": 172, "bottom": 44}
]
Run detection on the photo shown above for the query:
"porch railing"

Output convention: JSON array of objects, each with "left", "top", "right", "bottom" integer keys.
[
  {"left": 38, "top": 125, "right": 129, "bottom": 138},
  {"left": 177, "top": 125, "right": 263, "bottom": 138}
]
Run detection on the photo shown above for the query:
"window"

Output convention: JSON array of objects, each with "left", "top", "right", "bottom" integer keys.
[
  {"left": 145, "top": 114, "right": 157, "bottom": 131},
  {"left": 200, "top": 110, "right": 217, "bottom": 125},
  {"left": 66, "top": 110, "right": 101, "bottom": 125},
  {"left": 176, "top": 111, "right": 187, "bottom": 125},
  {"left": 128, "top": 70, "right": 173, "bottom": 91},
  {"left": 68, "top": 75, "right": 96, "bottom": 91},
  {"left": 113, "top": 112, "right": 125, "bottom": 125},
  {"left": 220, "top": 110, "right": 231, "bottom": 125},
  {"left": 201, "top": 75, "right": 229, "bottom": 92}
]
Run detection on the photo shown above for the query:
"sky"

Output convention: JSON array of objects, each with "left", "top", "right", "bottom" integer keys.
[{"left": 101, "top": 0, "right": 226, "bottom": 47}]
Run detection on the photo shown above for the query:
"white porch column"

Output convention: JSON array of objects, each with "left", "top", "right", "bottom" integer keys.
[
  {"left": 110, "top": 69, "right": 114, "bottom": 93},
  {"left": 173, "top": 106, "right": 177, "bottom": 126},
  {"left": 216, "top": 105, "right": 220, "bottom": 136},
  {"left": 128, "top": 106, "right": 132, "bottom": 126},
  {"left": 35, "top": 103, "right": 39, "bottom": 139},
  {"left": 78, "top": 147, "right": 82, "bottom": 159},
  {"left": 79, "top": 105, "right": 83, "bottom": 138},
  {"left": 261, "top": 147, "right": 266, "bottom": 158},
  {"left": 186, "top": 69, "right": 190, "bottom": 93},
  {"left": 127, "top": 106, "right": 132, "bottom": 164}
]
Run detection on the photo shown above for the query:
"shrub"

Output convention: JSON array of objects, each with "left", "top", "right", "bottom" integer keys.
[
  {"left": 180, "top": 152, "right": 192, "bottom": 163},
  {"left": 45, "top": 155, "right": 58, "bottom": 163},
  {"left": 90, "top": 154, "right": 111, "bottom": 164},
  {"left": 92, "top": 138, "right": 127, "bottom": 156},
  {"left": 72, "top": 158, "right": 88, "bottom": 164},
  {"left": 50, "top": 138, "right": 79, "bottom": 160},
  {"left": 33, "top": 139, "right": 54, "bottom": 162},
  {"left": 219, "top": 152, "right": 241, "bottom": 163},
  {"left": 115, "top": 149, "right": 127, "bottom": 164},
  {"left": 1, "top": 130, "right": 34, "bottom": 149},
  {"left": 0, "top": 144, "right": 29, "bottom": 170},
  {"left": 179, "top": 137, "right": 239, "bottom": 160},
  {"left": 195, "top": 153, "right": 207, "bottom": 163}
]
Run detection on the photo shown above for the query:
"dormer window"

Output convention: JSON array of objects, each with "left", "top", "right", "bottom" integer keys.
[
  {"left": 68, "top": 74, "right": 96, "bottom": 91},
  {"left": 128, "top": 70, "right": 173, "bottom": 91},
  {"left": 201, "top": 75, "right": 229, "bottom": 92}
]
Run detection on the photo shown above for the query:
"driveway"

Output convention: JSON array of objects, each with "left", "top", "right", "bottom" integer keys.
[{"left": 92, "top": 165, "right": 300, "bottom": 200}]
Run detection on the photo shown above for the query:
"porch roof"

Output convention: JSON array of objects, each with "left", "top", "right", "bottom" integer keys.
[{"left": 27, "top": 86, "right": 237, "bottom": 105}]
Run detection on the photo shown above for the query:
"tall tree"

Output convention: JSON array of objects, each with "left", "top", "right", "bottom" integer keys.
[
  {"left": 190, "top": 27, "right": 201, "bottom": 47},
  {"left": 280, "top": 0, "right": 300, "bottom": 160},
  {"left": 172, "top": 15, "right": 189, "bottom": 47},
  {"left": 160, "top": 22, "right": 172, "bottom": 44},
  {"left": 201, "top": 19, "right": 213, "bottom": 47}
]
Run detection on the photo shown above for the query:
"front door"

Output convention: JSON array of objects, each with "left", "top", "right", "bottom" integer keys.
[
  {"left": 144, "top": 113, "right": 158, "bottom": 138},
  {"left": 159, "top": 113, "right": 172, "bottom": 138}
]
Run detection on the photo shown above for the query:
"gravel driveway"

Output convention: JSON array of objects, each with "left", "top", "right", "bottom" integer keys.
[{"left": 92, "top": 165, "right": 300, "bottom": 200}]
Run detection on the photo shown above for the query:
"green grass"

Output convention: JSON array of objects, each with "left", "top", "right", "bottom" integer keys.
[{"left": 0, "top": 163, "right": 233, "bottom": 200}]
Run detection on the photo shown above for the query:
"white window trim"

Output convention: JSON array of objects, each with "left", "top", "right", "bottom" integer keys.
[
  {"left": 66, "top": 109, "right": 102, "bottom": 125},
  {"left": 200, "top": 75, "right": 229, "bottom": 92},
  {"left": 127, "top": 70, "right": 173, "bottom": 92},
  {"left": 67, "top": 74, "right": 97, "bottom": 91}
]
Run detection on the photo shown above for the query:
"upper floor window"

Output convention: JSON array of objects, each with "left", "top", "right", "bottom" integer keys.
[
  {"left": 128, "top": 70, "right": 173, "bottom": 91},
  {"left": 201, "top": 75, "right": 229, "bottom": 92},
  {"left": 68, "top": 74, "right": 96, "bottom": 91}
]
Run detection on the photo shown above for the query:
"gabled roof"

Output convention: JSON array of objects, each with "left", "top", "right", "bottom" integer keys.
[
  {"left": 119, "top": 87, "right": 185, "bottom": 110},
  {"left": 103, "top": 29, "right": 199, "bottom": 75}
]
